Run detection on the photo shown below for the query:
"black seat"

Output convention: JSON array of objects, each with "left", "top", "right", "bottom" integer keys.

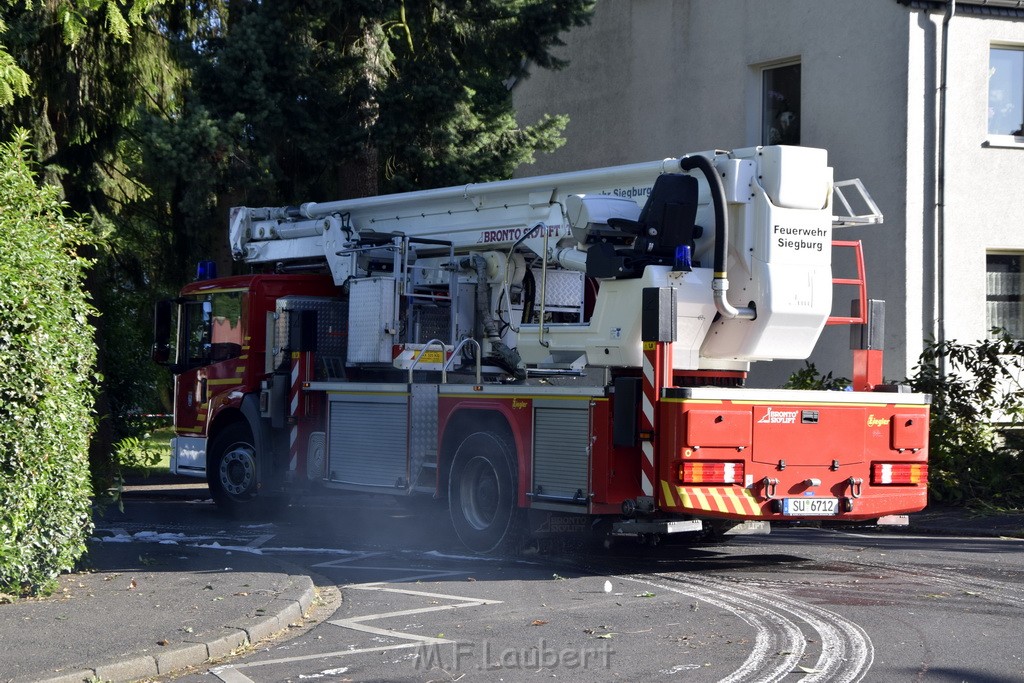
[{"left": 588, "top": 174, "right": 702, "bottom": 278}]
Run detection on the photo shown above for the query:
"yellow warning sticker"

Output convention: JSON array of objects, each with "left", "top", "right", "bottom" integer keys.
[
  {"left": 417, "top": 350, "right": 445, "bottom": 364},
  {"left": 642, "top": 341, "right": 657, "bottom": 351}
]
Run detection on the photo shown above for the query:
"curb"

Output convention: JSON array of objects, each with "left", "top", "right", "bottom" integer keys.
[
  {"left": 908, "top": 524, "right": 1024, "bottom": 539},
  {"left": 28, "top": 576, "right": 316, "bottom": 683}
]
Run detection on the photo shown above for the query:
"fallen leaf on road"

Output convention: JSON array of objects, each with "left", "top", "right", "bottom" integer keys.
[
  {"left": 128, "top": 579, "right": 137, "bottom": 590},
  {"left": 635, "top": 591, "right": 655, "bottom": 598},
  {"left": 531, "top": 620, "right": 549, "bottom": 626}
]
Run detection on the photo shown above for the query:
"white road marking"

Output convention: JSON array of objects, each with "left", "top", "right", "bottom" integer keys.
[
  {"left": 245, "top": 533, "right": 276, "bottom": 549},
  {"left": 334, "top": 567, "right": 469, "bottom": 583},
  {"left": 311, "top": 552, "right": 385, "bottom": 568},
  {"left": 226, "top": 642, "right": 424, "bottom": 671},
  {"left": 211, "top": 567, "right": 502, "bottom": 680},
  {"left": 211, "top": 666, "right": 256, "bottom": 683}
]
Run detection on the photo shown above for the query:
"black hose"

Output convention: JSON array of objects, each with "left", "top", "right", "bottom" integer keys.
[
  {"left": 521, "top": 267, "right": 536, "bottom": 325},
  {"left": 680, "top": 154, "right": 728, "bottom": 276}
]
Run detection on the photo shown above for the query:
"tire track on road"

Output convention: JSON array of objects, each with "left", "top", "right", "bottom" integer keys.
[{"left": 616, "top": 572, "right": 873, "bottom": 683}]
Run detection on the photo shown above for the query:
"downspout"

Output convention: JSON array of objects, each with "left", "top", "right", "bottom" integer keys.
[{"left": 937, "top": 0, "right": 954, "bottom": 374}]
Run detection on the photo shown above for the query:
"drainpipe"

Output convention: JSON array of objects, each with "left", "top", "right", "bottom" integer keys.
[{"left": 937, "top": 0, "right": 954, "bottom": 375}]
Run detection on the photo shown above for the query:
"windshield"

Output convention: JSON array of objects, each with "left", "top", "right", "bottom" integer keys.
[{"left": 179, "top": 290, "right": 246, "bottom": 369}]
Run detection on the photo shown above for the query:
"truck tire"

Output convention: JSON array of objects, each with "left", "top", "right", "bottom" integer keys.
[
  {"left": 208, "top": 422, "right": 270, "bottom": 516},
  {"left": 448, "top": 431, "right": 523, "bottom": 554}
]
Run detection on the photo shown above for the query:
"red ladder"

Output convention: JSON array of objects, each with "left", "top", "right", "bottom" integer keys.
[{"left": 827, "top": 240, "right": 867, "bottom": 326}]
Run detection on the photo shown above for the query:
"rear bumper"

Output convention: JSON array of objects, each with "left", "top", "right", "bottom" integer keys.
[{"left": 658, "top": 480, "right": 926, "bottom": 522}]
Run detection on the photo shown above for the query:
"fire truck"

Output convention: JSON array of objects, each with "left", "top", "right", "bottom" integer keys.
[{"left": 152, "top": 145, "right": 929, "bottom": 552}]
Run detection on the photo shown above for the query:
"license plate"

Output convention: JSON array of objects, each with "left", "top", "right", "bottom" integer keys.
[{"left": 782, "top": 497, "right": 839, "bottom": 516}]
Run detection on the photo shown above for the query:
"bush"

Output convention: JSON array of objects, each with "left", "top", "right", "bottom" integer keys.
[
  {"left": 907, "top": 334, "right": 1024, "bottom": 508},
  {"left": 782, "top": 361, "right": 849, "bottom": 391},
  {"left": 0, "top": 133, "right": 98, "bottom": 595}
]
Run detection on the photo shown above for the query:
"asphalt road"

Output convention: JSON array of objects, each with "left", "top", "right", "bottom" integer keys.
[{"left": 100, "top": 491, "right": 1024, "bottom": 682}]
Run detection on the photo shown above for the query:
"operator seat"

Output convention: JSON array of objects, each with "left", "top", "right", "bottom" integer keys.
[{"left": 586, "top": 173, "right": 703, "bottom": 279}]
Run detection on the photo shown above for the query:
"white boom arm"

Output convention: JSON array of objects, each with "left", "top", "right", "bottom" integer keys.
[
  {"left": 229, "top": 146, "right": 880, "bottom": 372},
  {"left": 230, "top": 156, "right": 688, "bottom": 269}
]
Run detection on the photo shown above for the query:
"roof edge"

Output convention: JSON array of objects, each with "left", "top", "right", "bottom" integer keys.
[{"left": 898, "top": 0, "right": 1024, "bottom": 18}]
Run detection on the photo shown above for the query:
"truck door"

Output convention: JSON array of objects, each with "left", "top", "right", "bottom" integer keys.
[{"left": 174, "top": 292, "right": 246, "bottom": 442}]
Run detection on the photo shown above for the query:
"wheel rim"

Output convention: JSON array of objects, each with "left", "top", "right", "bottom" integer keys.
[
  {"left": 219, "top": 443, "right": 256, "bottom": 497},
  {"left": 459, "top": 455, "right": 501, "bottom": 531}
]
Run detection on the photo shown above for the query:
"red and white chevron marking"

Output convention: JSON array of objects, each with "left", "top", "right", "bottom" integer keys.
[
  {"left": 640, "top": 342, "right": 671, "bottom": 499},
  {"left": 289, "top": 352, "right": 301, "bottom": 472}
]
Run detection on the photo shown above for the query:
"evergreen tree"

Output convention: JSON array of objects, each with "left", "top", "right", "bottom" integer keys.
[
  {"left": 0, "top": 0, "right": 593, "bottom": 494},
  {"left": 144, "top": 0, "right": 594, "bottom": 277}
]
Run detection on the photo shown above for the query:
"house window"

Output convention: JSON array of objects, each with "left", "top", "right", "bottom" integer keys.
[
  {"left": 987, "top": 254, "right": 1024, "bottom": 338},
  {"left": 989, "top": 47, "right": 1024, "bottom": 136},
  {"left": 762, "top": 63, "right": 801, "bottom": 145}
]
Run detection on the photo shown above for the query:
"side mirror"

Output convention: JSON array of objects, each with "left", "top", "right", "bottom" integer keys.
[{"left": 152, "top": 299, "right": 174, "bottom": 366}]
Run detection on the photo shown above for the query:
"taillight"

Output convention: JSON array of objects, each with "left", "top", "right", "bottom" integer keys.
[
  {"left": 871, "top": 463, "right": 928, "bottom": 485},
  {"left": 680, "top": 461, "right": 744, "bottom": 484}
]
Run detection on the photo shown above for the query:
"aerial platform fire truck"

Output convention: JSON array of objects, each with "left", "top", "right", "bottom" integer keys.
[{"left": 153, "top": 145, "right": 929, "bottom": 552}]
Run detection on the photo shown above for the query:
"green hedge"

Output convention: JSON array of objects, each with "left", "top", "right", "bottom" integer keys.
[{"left": 0, "top": 133, "right": 97, "bottom": 595}]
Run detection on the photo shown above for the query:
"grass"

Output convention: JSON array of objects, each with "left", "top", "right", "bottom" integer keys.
[{"left": 118, "top": 425, "right": 174, "bottom": 481}]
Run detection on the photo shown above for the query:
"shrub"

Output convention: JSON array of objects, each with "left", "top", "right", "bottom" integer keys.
[
  {"left": 782, "top": 361, "right": 849, "bottom": 391},
  {"left": 907, "top": 335, "right": 1024, "bottom": 508},
  {"left": 0, "top": 133, "right": 98, "bottom": 595}
]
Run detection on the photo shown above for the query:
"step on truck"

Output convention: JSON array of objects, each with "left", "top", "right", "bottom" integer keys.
[{"left": 152, "top": 145, "right": 929, "bottom": 552}]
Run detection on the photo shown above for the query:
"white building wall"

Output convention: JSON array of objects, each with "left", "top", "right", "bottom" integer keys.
[
  {"left": 514, "top": 0, "right": 920, "bottom": 386},
  {"left": 941, "top": 15, "right": 1024, "bottom": 346}
]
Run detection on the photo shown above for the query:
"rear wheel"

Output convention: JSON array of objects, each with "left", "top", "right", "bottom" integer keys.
[
  {"left": 448, "top": 431, "right": 523, "bottom": 554},
  {"left": 208, "top": 422, "right": 274, "bottom": 516}
]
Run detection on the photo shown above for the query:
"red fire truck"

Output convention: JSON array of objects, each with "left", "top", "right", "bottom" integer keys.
[{"left": 153, "top": 145, "right": 929, "bottom": 552}]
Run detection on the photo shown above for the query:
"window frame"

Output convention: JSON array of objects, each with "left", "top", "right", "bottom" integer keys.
[
  {"left": 761, "top": 61, "right": 802, "bottom": 147},
  {"left": 176, "top": 291, "right": 246, "bottom": 369},
  {"left": 986, "top": 45, "right": 1024, "bottom": 149},
  {"left": 986, "top": 252, "right": 1024, "bottom": 339}
]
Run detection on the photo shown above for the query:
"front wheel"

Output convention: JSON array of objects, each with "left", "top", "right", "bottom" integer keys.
[
  {"left": 448, "top": 432, "right": 523, "bottom": 554},
  {"left": 208, "top": 422, "right": 275, "bottom": 516}
]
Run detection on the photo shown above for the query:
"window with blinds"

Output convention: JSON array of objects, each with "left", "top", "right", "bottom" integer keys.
[{"left": 987, "top": 253, "right": 1024, "bottom": 338}]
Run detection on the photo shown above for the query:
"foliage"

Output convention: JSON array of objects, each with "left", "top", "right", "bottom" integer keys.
[
  {"left": 0, "top": 133, "right": 98, "bottom": 595},
  {"left": 114, "top": 415, "right": 170, "bottom": 472},
  {"left": 907, "top": 334, "right": 1024, "bottom": 508},
  {"left": 0, "top": 0, "right": 160, "bottom": 105},
  {"left": 0, "top": 0, "right": 594, "bottom": 499},
  {"left": 0, "top": 0, "right": 178, "bottom": 492},
  {"left": 143, "top": 0, "right": 595, "bottom": 276},
  {"left": 782, "top": 361, "right": 850, "bottom": 391}
]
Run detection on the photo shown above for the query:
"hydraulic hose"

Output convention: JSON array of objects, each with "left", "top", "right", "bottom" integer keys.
[
  {"left": 679, "top": 154, "right": 756, "bottom": 320},
  {"left": 461, "top": 254, "right": 502, "bottom": 343}
]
